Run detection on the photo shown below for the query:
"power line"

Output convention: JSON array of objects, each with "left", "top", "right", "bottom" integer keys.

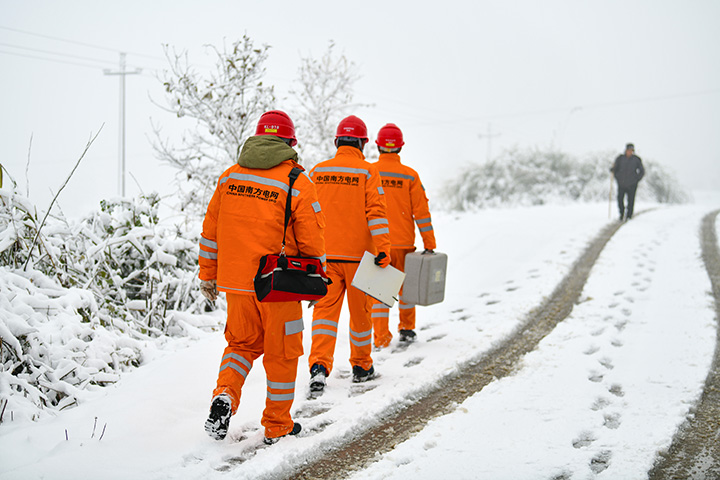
[
  {"left": 0, "top": 41, "right": 117, "bottom": 66},
  {"left": 0, "top": 49, "right": 108, "bottom": 69},
  {"left": 0, "top": 24, "right": 166, "bottom": 62}
]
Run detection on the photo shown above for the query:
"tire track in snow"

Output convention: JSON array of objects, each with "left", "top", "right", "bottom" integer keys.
[
  {"left": 648, "top": 209, "right": 720, "bottom": 480},
  {"left": 285, "top": 219, "right": 626, "bottom": 480}
]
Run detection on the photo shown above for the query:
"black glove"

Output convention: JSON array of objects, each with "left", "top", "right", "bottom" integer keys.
[
  {"left": 422, "top": 249, "right": 435, "bottom": 255},
  {"left": 374, "top": 251, "right": 390, "bottom": 268}
]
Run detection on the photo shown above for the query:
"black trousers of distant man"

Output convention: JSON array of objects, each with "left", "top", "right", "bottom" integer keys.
[{"left": 617, "top": 184, "right": 638, "bottom": 220}]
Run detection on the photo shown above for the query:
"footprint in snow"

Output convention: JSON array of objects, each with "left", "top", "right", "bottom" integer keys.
[
  {"left": 590, "top": 450, "right": 612, "bottom": 474},
  {"left": 349, "top": 383, "right": 378, "bottom": 397},
  {"left": 588, "top": 371, "right": 604, "bottom": 383},
  {"left": 572, "top": 431, "right": 597, "bottom": 449},
  {"left": 591, "top": 397, "right": 611, "bottom": 411},
  {"left": 598, "top": 357, "right": 614, "bottom": 370},
  {"left": 304, "top": 419, "right": 333, "bottom": 435},
  {"left": 404, "top": 357, "right": 423, "bottom": 367},
  {"left": 294, "top": 403, "right": 332, "bottom": 418},
  {"left": 583, "top": 345, "right": 600, "bottom": 355},
  {"left": 603, "top": 412, "right": 621, "bottom": 429},
  {"left": 608, "top": 384, "right": 625, "bottom": 397},
  {"left": 426, "top": 333, "right": 447, "bottom": 342}
]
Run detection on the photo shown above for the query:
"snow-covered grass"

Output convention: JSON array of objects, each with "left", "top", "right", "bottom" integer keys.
[{"left": 1, "top": 193, "right": 718, "bottom": 480}]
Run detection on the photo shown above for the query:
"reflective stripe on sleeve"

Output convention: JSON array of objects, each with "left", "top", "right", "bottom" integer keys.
[
  {"left": 368, "top": 218, "right": 389, "bottom": 227},
  {"left": 200, "top": 237, "right": 218, "bottom": 250},
  {"left": 371, "top": 227, "right": 390, "bottom": 236},
  {"left": 199, "top": 250, "right": 218, "bottom": 260},
  {"left": 312, "top": 201, "right": 322, "bottom": 213},
  {"left": 378, "top": 186, "right": 385, "bottom": 195},
  {"left": 419, "top": 225, "right": 434, "bottom": 232},
  {"left": 217, "top": 285, "right": 255, "bottom": 293},
  {"left": 415, "top": 217, "right": 432, "bottom": 226}
]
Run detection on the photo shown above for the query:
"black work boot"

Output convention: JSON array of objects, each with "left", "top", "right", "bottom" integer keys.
[
  {"left": 352, "top": 365, "right": 376, "bottom": 383},
  {"left": 398, "top": 329, "right": 417, "bottom": 343},
  {"left": 205, "top": 394, "right": 232, "bottom": 440},
  {"left": 309, "top": 363, "right": 328, "bottom": 393},
  {"left": 263, "top": 422, "right": 302, "bottom": 445}
]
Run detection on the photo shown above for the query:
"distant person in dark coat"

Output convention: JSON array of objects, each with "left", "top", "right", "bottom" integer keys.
[{"left": 611, "top": 143, "right": 645, "bottom": 220}]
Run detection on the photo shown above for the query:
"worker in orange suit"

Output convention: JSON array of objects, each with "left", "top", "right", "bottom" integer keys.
[
  {"left": 307, "top": 115, "right": 392, "bottom": 394},
  {"left": 371, "top": 123, "right": 437, "bottom": 347},
  {"left": 199, "top": 110, "right": 326, "bottom": 445}
]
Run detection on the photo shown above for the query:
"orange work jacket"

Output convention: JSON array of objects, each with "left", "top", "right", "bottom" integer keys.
[
  {"left": 373, "top": 153, "right": 436, "bottom": 250},
  {"left": 309, "top": 146, "right": 391, "bottom": 262},
  {"left": 199, "top": 157, "right": 326, "bottom": 295}
]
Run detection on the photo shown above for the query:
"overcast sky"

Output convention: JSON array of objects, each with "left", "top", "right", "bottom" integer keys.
[{"left": 2, "top": 0, "right": 719, "bottom": 219}]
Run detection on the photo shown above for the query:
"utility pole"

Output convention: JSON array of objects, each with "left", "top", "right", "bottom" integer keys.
[
  {"left": 478, "top": 123, "right": 501, "bottom": 163},
  {"left": 104, "top": 52, "right": 141, "bottom": 197}
]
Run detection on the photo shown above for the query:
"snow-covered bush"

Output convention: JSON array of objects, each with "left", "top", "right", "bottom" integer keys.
[
  {"left": 441, "top": 147, "right": 690, "bottom": 211},
  {"left": 67, "top": 194, "right": 208, "bottom": 335},
  {"left": 0, "top": 188, "right": 221, "bottom": 423}
]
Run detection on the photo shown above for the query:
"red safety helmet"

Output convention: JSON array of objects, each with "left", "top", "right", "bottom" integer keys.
[
  {"left": 255, "top": 110, "right": 297, "bottom": 146},
  {"left": 335, "top": 115, "right": 368, "bottom": 141},
  {"left": 375, "top": 123, "right": 404, "bottom": 149}
]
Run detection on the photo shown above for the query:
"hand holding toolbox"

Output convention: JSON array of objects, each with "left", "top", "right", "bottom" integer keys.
[
  {"left": 254, "top": 167, "right": 331, "bottom": 302},
  {"left": 400, "top": 250, "right": 447, "bottom": 306}
]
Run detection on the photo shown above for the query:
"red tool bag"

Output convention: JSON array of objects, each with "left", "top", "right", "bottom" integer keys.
[{"left": 253, "top": 167, "right": 331, "bottom": 302}]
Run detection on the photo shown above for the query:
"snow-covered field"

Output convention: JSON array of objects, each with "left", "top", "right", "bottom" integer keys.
[{"left": 1, "top": 194, "right": 719, "bottom": 480}]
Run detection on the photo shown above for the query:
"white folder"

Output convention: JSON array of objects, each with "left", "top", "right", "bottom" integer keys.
[{"left": 351, "top": 251, "right": 406, "bottom": 307}]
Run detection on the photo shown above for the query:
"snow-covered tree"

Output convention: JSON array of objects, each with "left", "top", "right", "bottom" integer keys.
[
  {"left": 152, "top": 35, "right": 275, "bottom": 217},
  {"left": 291, "top": 42, "right": 364, "bottom": 168}
]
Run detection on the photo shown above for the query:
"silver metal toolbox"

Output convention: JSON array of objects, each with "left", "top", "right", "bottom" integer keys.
[{"left": 400, "top": 252, "right": 447, "bottom": 306}]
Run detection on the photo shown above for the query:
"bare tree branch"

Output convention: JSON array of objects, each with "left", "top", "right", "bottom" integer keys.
[{"left": 24, "top": 126, "right": 104, "bottom": 271}]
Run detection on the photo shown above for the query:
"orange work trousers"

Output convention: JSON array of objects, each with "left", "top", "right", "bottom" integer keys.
[
  {"left": 309, "top": 261, "right": 373, "bottom": 374},
  {"left": 372, "top": 247, "right": 417, "bottom": 348},
  {"left": 213, "top": 293, "right": 304, "bottom": 439}
]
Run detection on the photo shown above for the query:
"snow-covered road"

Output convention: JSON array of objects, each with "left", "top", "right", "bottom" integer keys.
[
  {"left": 1, "top": 197, "right": 719, "bottom": 480},
  {"left": 352, "top": 204, "right": 718, "bottom": 480}
]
